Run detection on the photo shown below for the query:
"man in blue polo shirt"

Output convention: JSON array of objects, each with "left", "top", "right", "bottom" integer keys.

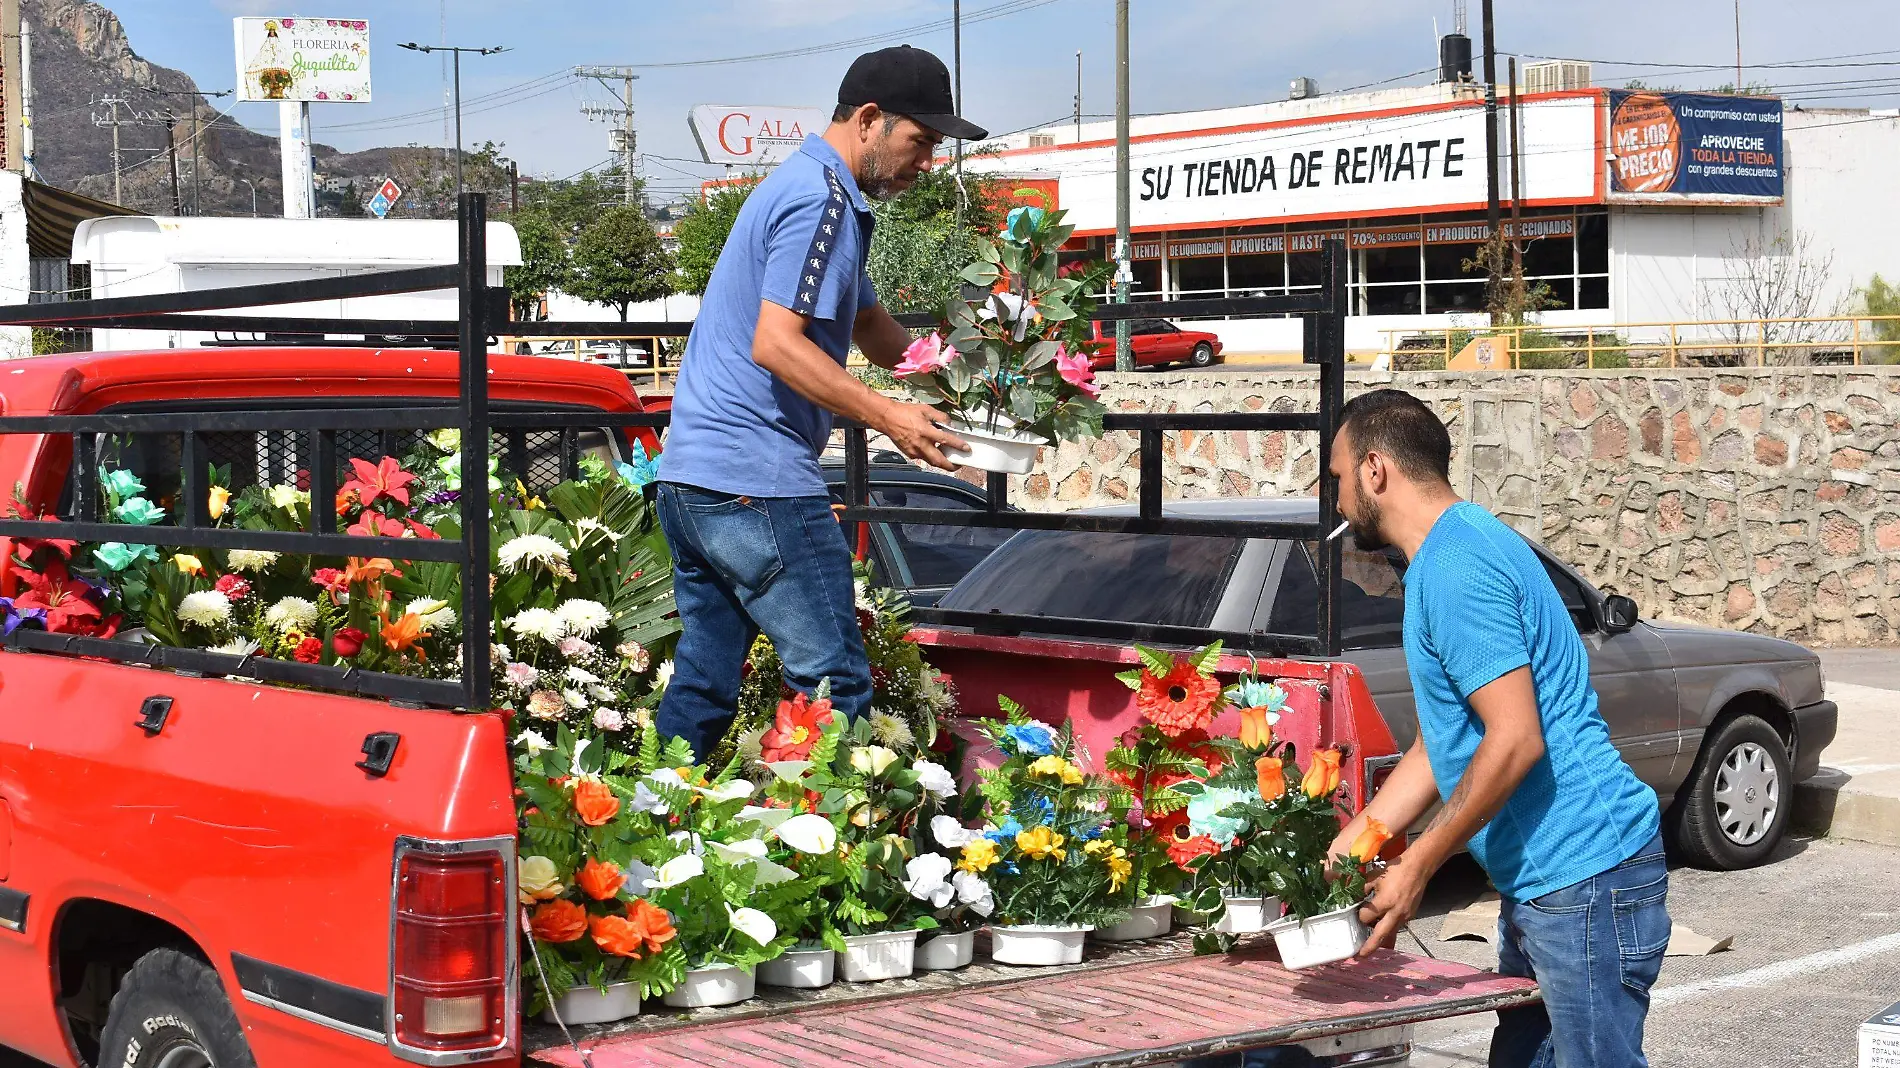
[
  {"left": 655, "top": 46, "right": 984, "bottom": 760},
  {"left": 1325, "top": 390, "right": 1667, "bottom": 1068}
]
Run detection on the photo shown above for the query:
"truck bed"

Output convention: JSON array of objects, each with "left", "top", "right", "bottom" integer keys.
[{"left": 524, "top": 938, "right": 1536, "bottom": 1066}]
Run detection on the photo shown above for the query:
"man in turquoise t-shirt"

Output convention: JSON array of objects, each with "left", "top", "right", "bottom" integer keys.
[{"left": 1326, "top": 389, "right": 1667, "bottom": 1068}]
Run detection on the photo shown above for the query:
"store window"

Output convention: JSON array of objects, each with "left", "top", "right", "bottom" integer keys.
[
  {"left": 1173, "top": 255, "right": 1225, "bottom": 299},
  {"left": 1228, "top": 252, "right": 1284, "bottom": 295},
  {"left": 1130, "top": 259, "right": 1162, "bottom": 301}
]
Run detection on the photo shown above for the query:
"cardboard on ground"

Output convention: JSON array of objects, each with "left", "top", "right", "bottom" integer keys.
[{"left": 1438, "top": 893, "right": 1732, "bottom": 955}]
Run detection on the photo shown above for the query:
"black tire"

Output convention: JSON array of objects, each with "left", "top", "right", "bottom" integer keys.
[
  {"left": 1188, "top": 343, "right": 1216, "bottom": 368},
  {"left": 97, "top": 949, "right": 257, "bottom": 1068},
  {"left": 1667, "top": 713, "right": 1791, "bottom": 870}
]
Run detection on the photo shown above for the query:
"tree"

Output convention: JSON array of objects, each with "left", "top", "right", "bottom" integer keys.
[
  {"left": 1860, "top": 274, "right": 1900, "bottom": 365},
  {"left": 672, "top": 177, "right": 761, "bottom": 294},
  {"left": 337, "top": 181, "right": 367, "bottom": 218},
  {"left": 868, "top": 161, "right": 1012, "bottom": 316},
  {"left": 507, "top": 210, "right": 569, "bottom": 319},
  {"left": 567, "top": 206, "right": 676, "bottom": 320},
  {"left": 1713, "top": 229, "right": 1850, "bottom": 366}
]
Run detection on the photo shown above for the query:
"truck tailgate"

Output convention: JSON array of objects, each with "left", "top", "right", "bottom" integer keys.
[{"left": 526, "top": 944, "right": 1536, "bottom": 1066}]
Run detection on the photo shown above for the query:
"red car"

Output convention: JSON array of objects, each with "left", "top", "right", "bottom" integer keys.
[{"left": 1086, "top": 317, "right": 1224, "bottom": 370}]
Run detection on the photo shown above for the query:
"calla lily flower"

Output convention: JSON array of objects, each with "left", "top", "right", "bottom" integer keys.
[
  {"left": 645, "top": 854, "right": 705, "bottom": 889},
  {"left": 695, "top": 778, "right": 756, "bottom": 804},
  {"left": 727, "top": 905, "right": 777, "bottom": 946},
  {"left": 766, "top": 760, "right": 813, "bottom": 783},
  {"left": 736, "top": 805, "right": 794, "bottom": 830},
  {"left": 773, "top": 813, "right": 838, "bottom": 855}
]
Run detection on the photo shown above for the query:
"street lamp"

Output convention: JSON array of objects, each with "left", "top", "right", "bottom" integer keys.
[
  {"left": 396, "top": 42, "right": 508, "bottom": 198},
  {"left": 235, "top": 176, "right": 258, "bottom": 217}
]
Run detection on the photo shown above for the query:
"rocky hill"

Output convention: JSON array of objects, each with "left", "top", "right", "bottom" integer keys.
[{"left": 27, "top": 0, "right": 459, "bottom": 217}]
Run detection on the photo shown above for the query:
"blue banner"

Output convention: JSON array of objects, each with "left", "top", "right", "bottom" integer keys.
[{"left": 1608, "top": 91, "right": 1783, "bottom": 199}]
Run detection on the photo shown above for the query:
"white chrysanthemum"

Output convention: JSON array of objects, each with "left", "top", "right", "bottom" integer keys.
[
  {"left": 177, "top": 591, "right": 233, "bottom": 628},
  {"left": 209, "top": 638, "right": 259, "bottom": 656},
  {"left": 497, "top": 534, "right": 570, "bottom": 574},
  {"left": 226, "top": 549, "right": 280, "bottom": 574},
  {"left": 406, "top": 599, "right": 456, "bottom": 629},
  {"left": 506, "top": 608, "right": 566, "bottom": 643},
  {"left": 563, "top": 687, "right": 590, "bottom": 711},
  {"left": 554, "top": 599, "right": 611, "bottom": 638},
  {"left": 263, "top": 597, "right": 318, "bottom": 634},
  {"left": 654, "top": 660, "right": 674, "bottom": 691},
  {"left": 854, "top": 577, "right": 876, "bottom": 613},
  {"left": 868, "top": 710, "right": 915, "bottom": 750},
  {"left": 565, "top": 665, "right": 601, "bottom": 686},
  {"left": 735, "top": 726, "right": 766, "bottom": 763},
  {"left": 514, "top": 728, "right": 550, "bottom": 755}
]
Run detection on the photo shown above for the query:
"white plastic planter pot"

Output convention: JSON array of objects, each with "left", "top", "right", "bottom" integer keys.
[
  {"left": 1172, "top": 903, "right": 1213, "bottom": 928},
  {"left": 989, "top": 924, "right": 1092, "bottom": 966},
  {"left": 756, "top": 945, "right": 835, "bottom": 990},
  {"left": 1094, "top": 896, "right": 1175, "bottom": 942},
  {"left": 661, "top": 964, "right": 756, "bottom": 1008},
  {"left": 540, "top": 980, "right": 640, "bottom": 1025},
  {"left": 1215, "top": 894, "right": 1283, "bottom": 936},
  {"left": 838, "top": 929, "right": 920, "bottom": 982},
  {"left": 1266, "top": 904, "right": 1372, "bottom": 970},
  {"left": 916, "top": 929, "right": 976, "bottom": 971},
  {"left": 943, "top": 420, "right": 1050, "bottom": 475}
]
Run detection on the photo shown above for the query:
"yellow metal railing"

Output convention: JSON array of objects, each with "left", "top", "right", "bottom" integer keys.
[
  {"left": 499, "top": 334, "right": 874, "bottom": 390},
  {"left": 1377, "top": 315, "right": 1900, "bottom": 369}
]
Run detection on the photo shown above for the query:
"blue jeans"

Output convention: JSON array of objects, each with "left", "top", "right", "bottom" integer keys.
[
  {"left": 654, "top": 482, "right": 872, "bottom": 761},
  {"left": 1490, "top": 833, "right": 1670, "bottom": 1068}
]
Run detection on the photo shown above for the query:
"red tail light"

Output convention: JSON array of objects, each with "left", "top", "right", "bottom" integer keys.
[{"left": 390, "top": 837, "right": 516, "bottom": 1062}]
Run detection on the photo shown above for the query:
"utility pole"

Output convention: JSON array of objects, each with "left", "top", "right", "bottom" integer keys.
[
  {"left": 400, "top": 42, "right": 509, "bottom": 199},
  {"left": 1508, "top": 56, "right": 1524, "bottom": 314},
  {"left": 1113, "top": 0, "right": 1133, "bottom": 372},
  {"left": 953, "top": 0, "right": 963, "bottom": 205},
  {"left": 1074, "top": 51, "right": 1083, "bottom": 142},
  {"left": 92, "top": 95, "right": 132, "bottom": 205},
  {"left": 577, "top": 66, "right": 641, "bottom": 206},
  {"left": 511, "top": 159, "right": 519, "bottom": 214},
  {"left": 20, "top": 20, "right": 39, "bottom": 182},
  {"left": 163, "top": 113, "right": 182, "bottom": 215},
  {"left": 1734, "top": 0, "right": 1743, "bottom": 91},
  {"left": 142, "top": 86, "right": 233, "bottom": 215},
  {"left": 1480, "top": 0, "right": 1501, "bottom": 325}
]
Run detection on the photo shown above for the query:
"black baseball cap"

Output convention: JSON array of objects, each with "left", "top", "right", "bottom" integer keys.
[{"left": 838, "top": 45, "right": 988, "bottom": 141}]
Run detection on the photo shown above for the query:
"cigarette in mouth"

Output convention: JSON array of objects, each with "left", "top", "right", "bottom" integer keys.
[{"left": 1326, "top": 520, "right": 1352, "bottom": 542}]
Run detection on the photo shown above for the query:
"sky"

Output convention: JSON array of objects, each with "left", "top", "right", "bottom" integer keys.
[{"left": 113, "top": 0, "right": 1900, "bottom": 204}]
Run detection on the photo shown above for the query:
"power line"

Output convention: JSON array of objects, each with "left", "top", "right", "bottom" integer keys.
[{"left": 620, "top": 0, "right": 1070, "bottom": 69}]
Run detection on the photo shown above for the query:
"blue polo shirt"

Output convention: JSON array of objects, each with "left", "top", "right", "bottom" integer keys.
[
  {"left": 1402, "top": 502, "right": 1660, "bottom": 902},
  {"left": 659, "top": 135, "right": 878, "bottom": 498}
]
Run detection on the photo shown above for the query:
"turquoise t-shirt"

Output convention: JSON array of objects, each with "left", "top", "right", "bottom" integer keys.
[{"left": 1402, "top": 501, "right": 1659, "bottom": 902}]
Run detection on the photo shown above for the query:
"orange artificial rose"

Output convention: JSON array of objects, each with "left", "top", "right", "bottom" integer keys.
[
  {"left": 528, "top": 899, "right": 587, "bottom": 944},
  {"left": 572, "top": 780, "right": 620, "bottom": 826},
  {"left": 1349, "top": 817, "right": 1393, "bottom": 862},
  {"left": 1255, "top": 755, "right": 1286, "bottom": 801},
  {"left": 1238, "top": 706, "right": 1274, "bottom": 750},
  {"left": 1301, "top": 748, "right": 1343, "bottom": 799},
  {"left": 589, "top": 913, "right": 647, "bottom": 959},
  {"left": 576, "top": 857, "right": 626, "bottom": 901},
  {"left": 625, "top": 898, "right": 678, "bottom": 955}
]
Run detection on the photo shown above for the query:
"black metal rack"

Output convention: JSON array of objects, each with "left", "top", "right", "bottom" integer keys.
[{"left": 0, "top": 193, "right": 1348, "bottom": 712}]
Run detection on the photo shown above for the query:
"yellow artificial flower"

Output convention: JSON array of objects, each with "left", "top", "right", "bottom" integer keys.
[
  {"left": 1028, "top": 754, "right": 1085, "bottom": 786},
  {"left": 207, "top": 485, "right": 231, "bottom": 521},
  {"left": 1105, "top": 848, "right": 1132, "bottom": 892},
  {"left": 1083, "top": 839, "right": 1111, "bottom": 857},
  {"left": 1016, "top": 825, "right": 1066, "bottom": 862},
  {"left": 515, "top": 479, "right": 544, "bottom": 511},
  {"left": 173, "top": 553, "right": 205, "bottom": 577},
  {"left": 957, "top": 838, "right": 1000, "bottom": 873}
]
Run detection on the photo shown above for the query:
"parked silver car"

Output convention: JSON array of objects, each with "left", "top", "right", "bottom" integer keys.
[{"left": 938, "top": 497, "right": 1839, "bottom": 870}]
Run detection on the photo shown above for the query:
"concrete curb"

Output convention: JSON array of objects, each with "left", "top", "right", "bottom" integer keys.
[{"left": 1793, "top": 770, "right": 1900, "bottom": 850}]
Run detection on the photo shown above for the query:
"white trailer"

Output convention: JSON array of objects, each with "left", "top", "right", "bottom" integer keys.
[{"left": 71, "top": 216, "right": 522, "bottom": 352}]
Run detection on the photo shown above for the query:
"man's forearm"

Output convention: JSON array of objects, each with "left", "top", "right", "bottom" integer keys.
[
  {"left": 755, "top": 327, "right": 893, "bottom": 426},
  {"left": 854, "top": 304, "right": 914, "bottom": 370},
  {"left": 1332, "top": 741, "right": 1438, "bottom": 856},
  {"left": 1404, "top": 730, "right": 1543, "bottom": 869}
]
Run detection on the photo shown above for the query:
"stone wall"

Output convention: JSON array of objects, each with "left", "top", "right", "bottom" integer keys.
[{"left": 989, "top": 367, "right": 1900, "bottom": 646}]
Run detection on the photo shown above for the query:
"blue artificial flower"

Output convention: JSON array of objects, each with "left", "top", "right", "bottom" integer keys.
[
  {"left": 985, "top": 817, "right": 1023, "bottom": 846},
  {"left": 1003, "top": 721, "right": 1055, "bottom": 757},
  {"left": 1075, "top": 823, "right": 1105, "bottom": 841},
  {"left": 112, "top": 497, "right": 166, "bottom": 526},
  {"left": 1229, "top": 679, "right": 1288, "bottom": 716},
  {"left": 93, "top": 542, "right": 158, "bottom": 572},
  {"left": 1186, "top": 785, "right": 1254, "bottom": 844},
  {"left": 1022, "top": 794, "right": 1054, "bottom": 825},
  {"left": 0, "top": 597, "right": 46, "bottom": 636},
  {"left": 616, "top": 441, "right": 658, "bottom": 490},
  {"left": 1003, "top": 205, "right": 1046, "bottom": 240},
  {"left": 100, "top": 469, "right": 145, "bottom": 501}
]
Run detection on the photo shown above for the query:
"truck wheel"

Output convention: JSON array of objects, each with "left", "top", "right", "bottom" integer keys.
[
  {"left": 1668, "top": 714, "right": 1790, "bottom": 870},
  {"left": 1189, "top": 343, "right": 1216, "bottom": 367},
  {"left": 97, "top": 949, "right": 257, "bottom": 1068}
]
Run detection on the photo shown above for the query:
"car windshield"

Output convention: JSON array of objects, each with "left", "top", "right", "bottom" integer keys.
[{"left": 940, "top": 529, "right": 1243, "bottom": 629}]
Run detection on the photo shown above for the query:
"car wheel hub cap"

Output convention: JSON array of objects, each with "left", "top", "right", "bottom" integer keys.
[{"left": 1713, "top": 740, "right": 1779, "bottom": 847}]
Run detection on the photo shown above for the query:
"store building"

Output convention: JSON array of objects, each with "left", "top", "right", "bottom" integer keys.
[{"left": 967, "top": 64, "right": 1900, "bottom": 358}]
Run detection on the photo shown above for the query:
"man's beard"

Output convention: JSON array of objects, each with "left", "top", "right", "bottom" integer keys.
[
  {"left": 1343, "top": 470, "right": 1390, "bottom": 551},
  {"left": 858, "top": 141, "right": 909, "bottom": 201}
]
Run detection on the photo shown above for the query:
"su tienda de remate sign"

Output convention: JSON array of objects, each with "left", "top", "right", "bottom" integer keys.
[
  {"left": 1608, "top": 91, "right": 1783, "bottom": 201},
  {"left": 1025, "top": 95, "right": 1600, "bottom": 234}
]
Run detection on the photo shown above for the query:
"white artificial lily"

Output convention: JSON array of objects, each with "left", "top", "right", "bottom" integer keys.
[
  {"left": 728, "top": 905, "right": 777, "bottom": 946},
  {"left": 849, "top": 745, "right": 900, "bottom": 777},
  {"left": 773, "top": 813, "right": 839, "bottom": 855},
  {"left": 694, "top": 778, "right": 756, "bottom": 804},
  {"left": 645, "top": 854, "right": 704, "bottom": 889},
  {"left": 708, "top": 839, "right": 768, "bottom": 864},
  {"left": 902, "top": 852, "right": 956, "bottom": 909},
  {"left": 931, "top": 815, "right": 980, "bottom": 849},
  {"left": 952, "top": 870, "right": 995, "bottom": 917},
  {"left": 766, "top": 760, "right": 813, "bottom": 784},
  {"left": 912, "top": 759, "right": 957, "bottom": 798},
  {"left": 567, "top": 738, "right": 599, "bottom": 782},
  {"left": 736, "top": 805, "right": 794, "bottom": 831}
]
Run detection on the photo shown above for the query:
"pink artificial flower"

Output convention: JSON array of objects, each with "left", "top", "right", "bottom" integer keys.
[
  {"left": 1053, "top": 344, "right": 1100, "bottom": 398},
  {"left": 894, "top": 333, "right": 953, "bottom": 378}
]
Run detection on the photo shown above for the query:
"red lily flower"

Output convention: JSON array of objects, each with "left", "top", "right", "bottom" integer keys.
[
  {"left": 347, "top": 511, "right": 407, "bottom": 538},
  {"left": 341, "top": 456, "right": 418, "bottom": 511},
  {"left": 13, "top": 561, "right": 102, "bottom": 633}
]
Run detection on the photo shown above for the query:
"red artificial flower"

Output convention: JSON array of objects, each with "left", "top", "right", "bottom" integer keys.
[
  {"left": 1138, "top": 660, "right": 1221, "bottom": 738},
  {"left": 312, "top": 567, "right": 348, "bottom": 595},
  {"left": 1173, "top": 728, "right": 1227, "bottom": 778},
  {"left": 214, "top": 574, "right": 252, "bottom": 600},
  {"left": 13, "top": 561, "right": 102, "bottom": 633},
  {"left": 403, "top": 518, "right": 440, "bottom": 540},
  {"left": 331, "top": 627, "right": 366, "bottom": 657},
  {"left": 347, "top": 511, "right": 407, "bottom": 538},
  {"left": 293, "top": 636, "right": 322, "bottom": 664},
  {"left": 1152, "top": 807, "right": 1223, "bottom": 870},
  {"left": 760, "top": 692, "right": 835, "bottom": 763},
  {"left": 335, "top": 486, "right": 360, "bottom": 517},
  {"left": 6, "top": 493, "right": 76, "bottom": 560},
  {"left": 342, "top": 456, "right": 419, "bottom": 511}
]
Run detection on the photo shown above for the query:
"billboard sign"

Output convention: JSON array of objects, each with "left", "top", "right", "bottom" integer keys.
[
  {"left": 1608, "top": 91, "right": 1781, "bottom": 201},
  {"left": 688, "top": 105, "right": 829, "bottom": 166},
  {"left": 235, "top": 17, "right": 371, "bottom": 103}
]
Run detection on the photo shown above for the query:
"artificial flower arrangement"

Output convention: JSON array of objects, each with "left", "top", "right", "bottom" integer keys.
[
  {"left": 966, "top": 700, "right": 1129, "bottom": 965},
  {"left": 891, "top": 206, "right": 1117, "bottom": 472}
]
